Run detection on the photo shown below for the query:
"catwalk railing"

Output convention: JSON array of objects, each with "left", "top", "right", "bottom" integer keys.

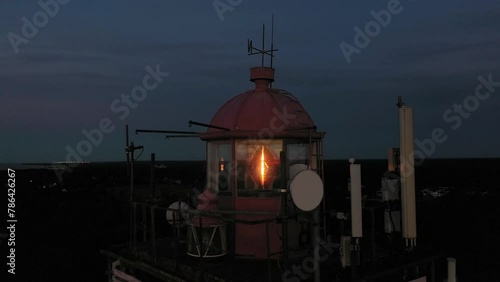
[{"left": 125, "top": 200, "right": 283, "bottom": 282}]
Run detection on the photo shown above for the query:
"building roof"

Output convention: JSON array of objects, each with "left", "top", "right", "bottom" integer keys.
[{"left": 200, "top": 67, "right": 319, "bottom": 140}]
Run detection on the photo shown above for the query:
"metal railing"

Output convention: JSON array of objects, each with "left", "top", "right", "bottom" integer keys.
[{"left": 128, "top": 200, "right": 283, "bottom": 281}]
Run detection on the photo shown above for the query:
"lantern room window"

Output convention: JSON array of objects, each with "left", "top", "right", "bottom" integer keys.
[
  {"left": 207, "top": 142, "right": 232, "bottom": 194},
  {"left": 236, "top": 140, "right": 282, "bottom": 197},
  {"left": 286, "top": 141, "right": 310, "bottom": 182}
]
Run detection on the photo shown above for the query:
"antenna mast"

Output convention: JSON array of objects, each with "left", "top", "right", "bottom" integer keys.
[
  {"left": 271, "top": 14, "right": 274, "bottom": 68},
  {"left": 247, "top": 15, "right": 279, "bottom": 68}
]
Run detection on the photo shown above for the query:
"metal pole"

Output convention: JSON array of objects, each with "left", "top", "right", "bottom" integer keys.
[
  {"left": 280, "top": 190, "right": 288, "bottom": 268},
  {"left": 150, "top": 153, "right": 155, "bottom": 200},
  {"left": 370, "top": 208, "right": 376, "bottom": 264},
  {"left": 199, "top": 215, "right": 204, "bottom": 267},
  {"left": 280, "top": 151, "right": 288, "bottom": 269},
  {"left": 133, "top": 202, "right": 137, "bottom": 250},
  {"left": 351, "top": 238, "right": 359, "bottom": 280},
  {"left": 126, "top": 125, "right": 130, "bottom": 177},
  {"left": 177, "top": 201, "right": 181, "bottom": 239},
  {"left": 136, "top": 129, "right": 200, "bottom": 135},
  {"left": 129, "top": 148, "right": 135, "bottom": 250},
  {"left": 266, "top": 222, "right": 271, "bottom": 282},
  {"left": 130, "top": 148, "right": 135, "bottom": 202},
  {"left": 340, "top": 217, "right": 345, "bottom": 237},
  {"left": 313, "top": 208, "right": 321, "bottom": 282},
  {"left": 262, "top": 23, "right": 265, "bottom": 66},
  {"left": 188, "top": 120, "right": 230, "bottom": 131},
  {"left": 151, "top": 205, "right": 157, "bottom": 264},
  {"left": 142, "top": 204, "right": 147, "bottom": 241},
  {"left": 107, "top": 255, "right": 112, "bottom": 282}
]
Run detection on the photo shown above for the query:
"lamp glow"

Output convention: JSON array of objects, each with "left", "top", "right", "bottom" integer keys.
[
  {"left": 250, "top": 145, "right": 278, "bottom": 189},
  {"left": 260, "top": 147, "right": 268, "bottom": 185},
  {"left": 220, "top": 157, "right": 225, "bottom": 171}
]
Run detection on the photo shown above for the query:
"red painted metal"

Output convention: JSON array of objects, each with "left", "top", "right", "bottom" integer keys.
[
  {"left": 234, "top": 197, "right": 281, "bottom": 258},
  {"left": 200, "top": 67, "right": 316, "bottom": 139},
  {"left": 191, "top": 188, "right": 220, "bottom": 226},
  {"left": 113, "top": 268, "right": 142, "bottom": 282}
]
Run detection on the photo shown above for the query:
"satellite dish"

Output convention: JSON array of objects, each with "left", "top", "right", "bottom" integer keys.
[
  {"left": 166, "top": 201, "right": 190, "bottom": 227},
  {"left": 289, "top": 163, "right": 308, "bottom": 180},
  {"left": 289, "top": 170, "right": 324, "bottom": 212}
]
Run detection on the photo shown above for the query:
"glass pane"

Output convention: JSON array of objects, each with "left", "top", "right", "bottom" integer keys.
[
  {"left": 287, "top": 142, "right": 310, "bottom": 184},
  {"left": 217, "top": 144, "right": 231, "bottom": 192},
  {"left": 207, "top": 142, "right": 232, "bottom": 194},
  {"left": 236, "top": 140, "right": 282, "bottom": 197}
]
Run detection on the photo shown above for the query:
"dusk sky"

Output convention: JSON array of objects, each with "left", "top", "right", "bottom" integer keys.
[{"left": 1, "top": 0, "right": 499, "bottom": 163}]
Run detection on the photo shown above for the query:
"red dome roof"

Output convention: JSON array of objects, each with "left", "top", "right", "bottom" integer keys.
[
  {"left": 208, "top": 88, "right": 315, "bottom": 132},
  {"left": 199, "top": 67, "right": 322, "bottom": 140},
  {"left": 200, "top": 67, "right": 324, "bottom": 140}
]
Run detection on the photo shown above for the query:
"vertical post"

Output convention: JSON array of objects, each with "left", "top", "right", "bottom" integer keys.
[
  {"left": 351, "top": 238, "right": 360, "bottom": 280},
  {"left": 199, "top": 213, "right": 204, "bottom": 266},
  {"left": 151, "top": 205, "right": 157, "bottom": 264},
  {"left": 313, "top": 208, "right": 321, "bottom": 282},
  {"left": 370, "top": 208, "right": 376, "bottom": 264},
  {"left": 266, "top": 221, "right": 271, "bottom": 282},
  {"left": 350, "top": 161, "right": 362, "bottom": 279},
  {"left": 280, "top": 151, "right": 288, "bottom": 269},
  {"left": 261, "top": 24, "right": 265, "bottom": 66},
  {"left": 142, "top": 204, "right": 147, "bottom": 241},
  {"left": 350, "top": 163, "right": 363, "bottom": 238},
  {"left": 107, "top": 255, "right": 112, "bottom": 282},
  {"left": 177, "top": 201, "right": 181, "bottom": 239},
  {"left": 126, "top": 124, "right": 130, "bottom": 177},
  {"left": 280, "top": 190, "right": 288, "bottom": 268},
  {"left": 339, "top": 212, "right": 345, "bottom": 237},
  {"left": 150, "top": 153, "right": 156, "bottom": 200},
  {"left": 130, "top": 146, "right": 135, "bottom": 203},
  {"left": 129, "top": 149, "right": 135, "bottom": 250},
  {"left": 133, "top": 202, "right": 137, "bottom": 250}
]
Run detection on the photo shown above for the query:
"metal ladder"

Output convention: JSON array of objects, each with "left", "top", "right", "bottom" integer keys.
[{"left": 309, "top": 131, "right": 327, "bottom": 240}]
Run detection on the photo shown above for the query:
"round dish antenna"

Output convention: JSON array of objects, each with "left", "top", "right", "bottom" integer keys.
[
  {"left": 289, "top": 170, "right": 324, "bottom": 211},
  {"left": 166, "top": 201, "right": 190, "bottom": 227}
]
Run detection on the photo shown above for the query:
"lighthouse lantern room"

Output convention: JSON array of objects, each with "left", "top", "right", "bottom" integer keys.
[{"left": 196, "top": 31, "right": 326, "bottom": 258}]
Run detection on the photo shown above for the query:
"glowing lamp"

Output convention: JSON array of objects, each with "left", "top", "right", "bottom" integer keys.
[
  {"left": 219, "top": 157, "right": 225, "bottom": 171},
  {"left": 249, "top": 145, "right": 278, "bottom": 189}
]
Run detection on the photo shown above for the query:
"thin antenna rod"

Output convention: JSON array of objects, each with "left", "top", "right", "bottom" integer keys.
[
  {"left": 271, "top": 14, "right": 274, "bottom": 68},
  {"left": 247, "top": 17, "right": 279, "bottom": 68},
  {"left": 270, "top": 14, "right": 275, "bottom": 88},
  {"left": 126, "top": 124, "right": 130, "bottom": 178},
  {"left": 262, "top": 24, "right": 265, "bottom": 66}
]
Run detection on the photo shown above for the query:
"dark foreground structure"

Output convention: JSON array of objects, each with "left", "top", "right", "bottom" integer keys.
[{"left": 3, "top": 158, "right": 499, "bottom": 281}]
